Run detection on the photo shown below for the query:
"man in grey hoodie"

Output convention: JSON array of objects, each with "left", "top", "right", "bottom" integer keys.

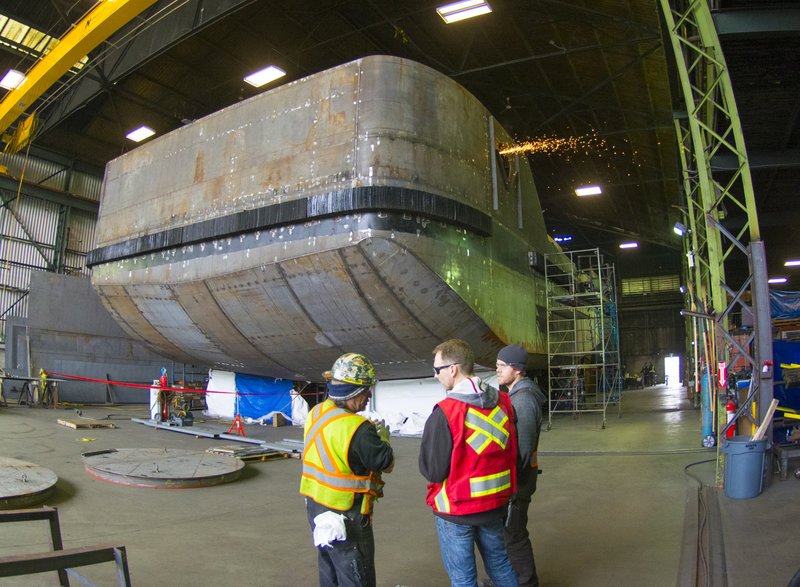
[
  {"left": 419, "top": 339, "right": 519, "bottom": 587},
  {"left": 496, "top": 344, "right": 547, "bottom": 587}
]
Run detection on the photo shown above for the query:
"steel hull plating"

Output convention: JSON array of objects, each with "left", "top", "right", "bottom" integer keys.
[{"left": 89, "top": 56, "right": 557, "bottom": 380}]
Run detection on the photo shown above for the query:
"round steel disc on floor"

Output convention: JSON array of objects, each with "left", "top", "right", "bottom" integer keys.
[
  {"left": 0, "top": 457, "right": 58, "bottom": 509},
  {"left": 81, "top": 448, "right": 245, "bottom": 488}
]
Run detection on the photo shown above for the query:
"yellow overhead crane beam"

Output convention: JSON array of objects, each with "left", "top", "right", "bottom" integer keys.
[{"left": 0, "top": 0, "right": 158, "bottom": 138}]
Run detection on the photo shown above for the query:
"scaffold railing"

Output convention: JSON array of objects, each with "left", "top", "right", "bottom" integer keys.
[{"left": 545, "top": 248, "right": 622, "bottom": 429}]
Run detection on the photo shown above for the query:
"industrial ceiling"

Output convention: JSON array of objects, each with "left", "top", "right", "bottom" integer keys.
[{"left": 0, "top": 0, "right": 798, "bottom": 290}]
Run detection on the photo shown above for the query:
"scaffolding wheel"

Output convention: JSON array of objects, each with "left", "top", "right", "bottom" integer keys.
[{"left": 546, "top": 421, "right": 552, "bottom": 431}]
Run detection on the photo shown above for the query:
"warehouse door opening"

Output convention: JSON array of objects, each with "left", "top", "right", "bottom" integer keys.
[{"left": 664, "top": 356, "right": 680, "bottom": 387}]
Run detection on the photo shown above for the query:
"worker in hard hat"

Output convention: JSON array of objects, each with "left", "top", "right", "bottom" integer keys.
[
  {"left": 419, "top": 338, "right": 519, "bottom": 587},
  {"left": 300, "top": 352, "right": 394, "bottom": 587},
  {"left": 496, "top": 344, "right": 547, "bottom": 587}
]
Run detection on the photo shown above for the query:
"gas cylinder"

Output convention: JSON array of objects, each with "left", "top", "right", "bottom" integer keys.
[{"left": 726, "top": 399, "right": 736, "bottom": 438}]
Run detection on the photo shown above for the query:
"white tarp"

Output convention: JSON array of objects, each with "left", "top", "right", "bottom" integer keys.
[{"left": 204, "top": 369, "right": 237, "bottom": 419}]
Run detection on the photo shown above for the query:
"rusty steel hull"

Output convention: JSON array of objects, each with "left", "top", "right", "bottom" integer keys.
[{"left": 89, "top": 55, "right": 559, "bottom": 380}]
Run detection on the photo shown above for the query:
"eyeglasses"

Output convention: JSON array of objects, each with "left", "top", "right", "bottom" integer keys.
[{"left": 433, "top": 362, "right": 459, "bottom": 375}]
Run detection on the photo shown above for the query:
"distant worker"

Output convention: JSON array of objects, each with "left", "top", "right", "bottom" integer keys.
[
  {"left": 419, "top": 339, "right": 519, "bottom": 587},
  {"left": 496, "top": 344, "right": 546, "bottom": 587},
  {"left": 38, "top": 368, "right": 51, "bottom": 406},
  {"left": 300, "top": 352, "right": 394, "bottom": 587},
  {"left": 159, "top": 366, "right": 169, "bottom": 421}
]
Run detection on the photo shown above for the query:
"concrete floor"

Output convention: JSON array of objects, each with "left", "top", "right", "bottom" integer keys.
[{"left": 0, "top": 384, "right": 798, "bottom": 586}]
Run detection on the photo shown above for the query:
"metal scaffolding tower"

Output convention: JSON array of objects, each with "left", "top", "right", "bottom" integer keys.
[{"left": 545, "top": 248, "right": 622, "bottom": 429}]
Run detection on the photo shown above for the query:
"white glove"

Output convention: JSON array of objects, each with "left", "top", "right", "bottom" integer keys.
[
  {"left": 312, "top": 511, "right": 347, "bottom": 548},
  {"left": 375, "top": 419, "right": 390, "bottom": 444}
]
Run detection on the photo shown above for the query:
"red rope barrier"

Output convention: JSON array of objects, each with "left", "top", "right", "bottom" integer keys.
[{"left": 45, "top": 371, "right": 320, "bottom": 397}]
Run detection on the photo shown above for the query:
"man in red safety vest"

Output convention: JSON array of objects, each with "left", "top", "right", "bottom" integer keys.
[
  {"left": 419, "top": 339, "right": 519, "bottom": 587},
  {"left": 300, "top": 352, "right": 394, "bottom": 587}
]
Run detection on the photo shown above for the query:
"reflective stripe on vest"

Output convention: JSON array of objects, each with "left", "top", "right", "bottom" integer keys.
[
  {"left": 302, "top": 403, "right": 381, "bottom": 501},
  {"left": 464, "top": 405, "right": 509, "bottom": 454},
  {"left": 531, "top": 450, "right": 538, "bottom": 468},
  {"left": 434, "top": 480, "right": 450, "bottom": 513},
  {"left": 469, "top": 469, "right": 512, "bottom": 498}
]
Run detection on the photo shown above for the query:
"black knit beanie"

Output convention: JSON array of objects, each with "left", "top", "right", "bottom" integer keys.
[{"left": 497, "top": 344, "right": 528, "bottom": 371}]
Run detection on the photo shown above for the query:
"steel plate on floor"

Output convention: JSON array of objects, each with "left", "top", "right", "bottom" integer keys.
[
  {"left": 81, "top": 448, "right": 244, "bottom": 488},
  {"left": 0, "top": 457, "right": 58, "bottom": 509}
]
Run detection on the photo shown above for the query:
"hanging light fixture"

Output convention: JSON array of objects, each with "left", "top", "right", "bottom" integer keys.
[
  {"left": 243, "top": 65, "right": 286, "bottom": 88},
  {"left": 126, "top": 126, "right": 155, "bottom": 142},
  {"left": 436, "top": 1, "right": 492, "bottom": 23},
  {"left": 0, "top": 69, "right": 26, "bottom": 90}
]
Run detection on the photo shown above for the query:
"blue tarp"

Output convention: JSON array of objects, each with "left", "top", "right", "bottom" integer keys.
[
  {"left": 773, "top": 340, "right": 800, "bottom": 413},
  {"left": 770, "top": 290, "right": 800, "bottom": 321},
  {"left": 234, "top": 374, "right": 293, "bottom": 421}
]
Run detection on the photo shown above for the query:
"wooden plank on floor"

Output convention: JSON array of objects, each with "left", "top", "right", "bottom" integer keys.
[
  {"left": 206, "top": 445, "right": 288, "bottom": 462},
  {"left": 57, "top": 418, "right": 116, "bottom": 430}
]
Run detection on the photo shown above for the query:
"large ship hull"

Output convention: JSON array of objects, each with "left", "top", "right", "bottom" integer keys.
[{"left": 88, "top": 56, "right": 559, "bottom": 381}]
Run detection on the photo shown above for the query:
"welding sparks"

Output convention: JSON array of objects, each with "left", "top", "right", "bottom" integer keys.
[{"left": 499, "top": 132, "right": 607, "bottom": 157}]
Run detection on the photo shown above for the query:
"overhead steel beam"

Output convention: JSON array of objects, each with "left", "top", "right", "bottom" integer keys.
[
  {"left": 713, "top": 8, "right": 800, "bottom": 37},
  {"left": 711, "top": 149, "right": 800, "bottom": 171},
  {"left": 452, "top": 37, "right": 661, "bottom": 77},
  {"left": 36, "top": 0, "right": 258, "bottom": 138},
  {"left": 0, "top": 0, "right": 159, "bottom": 137},
  {"left": 0, "top": 175, "right": 99, "bottom": 213},
  {"left": 25, "top": 145, "right": 104, "bottom": 178},
  {"left": 532, "top": 42, "right": 662, "bottom": 133}
]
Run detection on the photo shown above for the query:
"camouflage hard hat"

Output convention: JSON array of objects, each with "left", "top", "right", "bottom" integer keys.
[{"left": 324, "top": 353, "right": 375, "bottom": 386}]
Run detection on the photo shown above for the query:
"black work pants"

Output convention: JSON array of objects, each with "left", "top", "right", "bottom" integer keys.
[
  {"left": 307, "top": 499, "right": 376, "bottom": 587},
  {"left": 503, "top": 466, "right": 539, "bottom": 587}
]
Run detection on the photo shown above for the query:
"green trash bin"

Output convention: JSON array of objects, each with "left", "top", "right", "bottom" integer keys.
[{"left": 721, "top": 435, "right": 770, "bottom": 499}]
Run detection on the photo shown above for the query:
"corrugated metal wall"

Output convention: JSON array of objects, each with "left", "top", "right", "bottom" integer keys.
[
  {"left": 65, "top": 209, "right": 96, "bottom": 276},
  {"left": 0, "top": 152, "right": 101, "bottom": 338},
  {"left": 2, "top": 152, "right": 101, "bottom": 200}
]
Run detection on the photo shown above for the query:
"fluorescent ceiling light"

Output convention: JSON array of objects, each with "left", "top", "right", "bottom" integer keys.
[
  {"left": 785, "top": 260, "right": 800, "bottom": 267},
  {"left": 673, "top": 222, "right": 686, "bottom": 236},
  {"left": 768, "top": 277, "right": 787, "bottom": 284},
  {"left": 437, "top": 0, "right": 492, "bottom": 23},
  {"left": 126, "top": 126, "right": 155, "bottom": 142},
  {"left": 243, "top": 65, "right": 286, "bottom": 88},
  {"left": 575, "top": 185, "right": 602, "bottom": 197},
  {"left": 619, "top": 242, "right": 638, "bottom": 249},
  {"left": 0, "top": 69, "right": 26, "bottom": 90},
  {"left": 554, "top": 236, "right": 572, "bottom": 242}
]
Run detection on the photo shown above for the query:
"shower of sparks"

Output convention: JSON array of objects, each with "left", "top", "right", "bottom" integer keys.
[
  {"left": 499, "top": 131, "right": 643, "bottom": 169},
  {"left": 499, "top": 132, "right": 607, "bottom": 157},
  {"left": 498, "top": 130, "right": 645, "bottom": 193}
]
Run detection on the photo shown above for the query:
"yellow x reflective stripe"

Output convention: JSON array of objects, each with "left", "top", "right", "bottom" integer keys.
[
  {"left": 470, "top": 469, "right": 512, "bottom": 497},
  {"left": 465, "top": 406, "right": 509, "bottom": 453}
]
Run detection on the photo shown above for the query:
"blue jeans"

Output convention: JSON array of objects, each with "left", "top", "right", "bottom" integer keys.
[{"left": 435, "top": 516, "right": 519, "bottom": 587}]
